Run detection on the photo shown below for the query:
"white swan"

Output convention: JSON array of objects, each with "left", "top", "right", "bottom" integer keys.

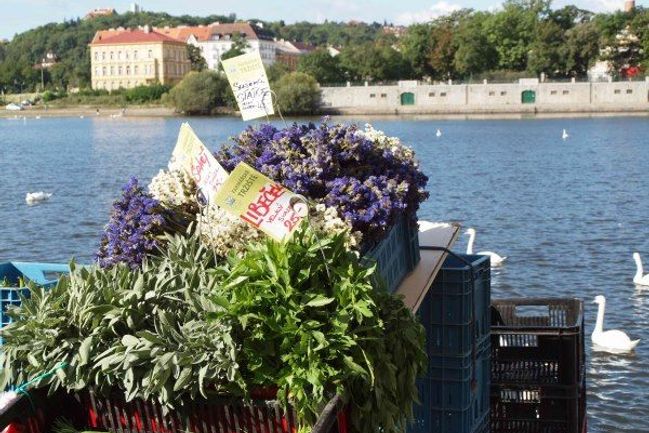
[
  {"left": 592, "top": 295, "right": 639, "bottom": 353},
  {"left": 465, "top": 228, "right": 507, "bottom": 266},
  {"left": 25, "top": 191, "right": 52, "bottom": 205},
  {"left": 436, "top": 129, "right": 442, "bottom": 138},
  {"left": 633, "top": 252, "right": 649, "bottom": 286},
  {"left": 562, "top": 129, "right": 569, "bottom": 140}
]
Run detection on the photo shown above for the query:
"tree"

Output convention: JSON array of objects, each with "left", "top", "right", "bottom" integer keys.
[
  {"left": 527, "top": 20, "right": 566, "bottom": 77},
  {"left": 564, "top": 21, "right": 600, "bottom": 77},
  {"left": 601, "top": 26, "right": 644, "bottom": 78},
  {"left": 187, "top": 44, "right": 207, "bottom": 71},
  {"left": 273, "top": 72, "right": 320, "bottom": 115},
  {"left": 297, "top": 48, "right": 344, "bottom": 84},
  {"left": 220, "top": 34, "right": 250, "bottom": 63},
  {"left": 339, "top": 42, "right": 410, "bottom": 82},
  {"left": 266, "top": 62, "right": 290, "bottom": 83},
  {"left": 400, "top": 24, "right": 435, "bottom": 78},
  {"left": 453, "top": 12, "right": 498, "bottom": 77},
  {"left": 167, "top": 70, "right": 229, "bottom": 114}
]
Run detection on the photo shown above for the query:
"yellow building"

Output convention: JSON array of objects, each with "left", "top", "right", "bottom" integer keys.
[{"left": 89, "top": 26, "right": 191, "bottom": 91}]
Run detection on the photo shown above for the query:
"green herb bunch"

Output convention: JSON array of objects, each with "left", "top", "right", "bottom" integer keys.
[{"left": 0, "top": 225, "right": 426, "bottom": 433}]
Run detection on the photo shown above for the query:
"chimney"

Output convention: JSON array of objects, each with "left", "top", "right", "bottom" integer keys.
[{"left": 625, "top": 0, "right": 635, "bottom": 12}]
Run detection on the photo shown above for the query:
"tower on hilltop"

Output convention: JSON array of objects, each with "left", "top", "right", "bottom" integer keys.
[{"left": 625, "top": 0, "right": 635, "bottom": 12}]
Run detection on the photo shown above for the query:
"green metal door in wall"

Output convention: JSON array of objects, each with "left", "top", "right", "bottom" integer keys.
[
  {"left": 400, "top": 92, "right": 415, "bottom": 105},
  {"left": 522, "top": 90, "right": 536, "bottom": 104}
]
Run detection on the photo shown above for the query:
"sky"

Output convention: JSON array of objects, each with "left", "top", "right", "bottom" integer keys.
[{"left": 0, "top": 0, "right": 645, "bottom": 40}]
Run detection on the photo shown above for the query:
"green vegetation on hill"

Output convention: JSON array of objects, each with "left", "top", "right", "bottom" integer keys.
[{"left": 1, "top": 1, "right": 649, "bottom": 94}]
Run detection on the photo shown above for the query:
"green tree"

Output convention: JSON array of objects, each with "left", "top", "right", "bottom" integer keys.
[
  {"left": 400, "top": 24, "right": 435, "bottom": 78},
  {"left": 339, "top": 42, "right": 410, "bottom": 82},
  {"left": 220, "top": 34, "right": 250, "bottom": 63},
  {"left": 527, "top": 20, "right": 566, "bottom": 76},
  {"left": 167, "top": 70, "right": 229, "bottom": 114},
  {"left": 266, "top": 62, "right": 290, "bottom": 83},
  {"left": 273, "top": 72, "right": 320, "bottom": 115},
  {"left": 297, "top": 48, "right": 344, "bottom": 84},
  {"left": 564, "top": 21, "right": 601, "bottom": 77},
  {"left": 453, "top": 12, "right": 498, "bottom": 77},
  {"left": 187, "top": 44, "right": 207, "bottom": 71}
]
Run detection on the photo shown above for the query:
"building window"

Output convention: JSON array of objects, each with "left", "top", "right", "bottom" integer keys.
[
  {"left": 126, "top": 66, "right": 130, "bottom": 75},
  {"left": 110, "top": 51, "right": 114, "bottom": 60},
  {"left": 614, "top": 89, "right": 621, "bottom": 94},
  {"left": 500, "top": 91, "right": 507, "bottom": 96},
  {"left": 550, "top": 90, "right": 557, "bottom": 95},
  {"left": 489, "top": 91, "right": 495, "bottom": 96},
  {"left": 94, "top": 52, "right": 98, "bottom": 61},
  {"left": 440, "top": 92, "right": 447, "bottom": 97},
  {"left": 380, "top": 93, "right": 387, "bottom": 98},
  {"left": 102, "top": 52, "right": 106, "bottom": 60},
  {"left": 118, "top": 51, "right": 122, "bottom": 60},
  {"left": 562, "top": 90, "right": 569, "bottom": 95},
  {"left": 102, "top": 66, "right": 106, "bottom": 76},
  {"left": 148, "top": 50, "right": 152, "bottom": 58},
  {"left": 95, "top": 67, "right": 99, "bottom": 76},
  {"left": 626, "top": 89, "right": 633, "bottom": 94},
  {"left": 429, "top": 92, "right": 435, "bottom": 97},
  {"left": 134, "top": 50, "right": 138, "bottom": 59},
  {"left": 110, "top": 66, "right": 114, "bottom": 75},
  {"left": 370, "top": 93, "right": 376, "bottom": 98},
  {"left": 118, "top": 66, "right": 123, "bottom": 75},
  {"left": 134, "top": 65, "right": 138, "bottom": 75}
]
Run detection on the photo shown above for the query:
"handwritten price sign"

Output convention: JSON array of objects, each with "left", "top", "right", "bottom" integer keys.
[
  {"left": 170, "top": 123, "right": 229, "bottom": 204},
  {"left": 222, "top": 52, "right": 274, "bottom": 121},
  {"left": 214, "top": 162, "right": 304, "bottom": 242}
]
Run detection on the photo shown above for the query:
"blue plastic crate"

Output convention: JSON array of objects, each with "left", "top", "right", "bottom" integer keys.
[
  {"left": 424, "top": 254, "right": 491, "bottom": 356},
  {"left": 411, "top": 343, "right": 490, "bottom": 433},
  {"left": 0, "top": 262, "right": 69, "bottom": 328},
  {"left": 364, "top": 215, "right": 420, "bottom": 293}
]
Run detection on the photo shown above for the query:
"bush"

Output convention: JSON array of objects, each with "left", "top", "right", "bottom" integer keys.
[
  {"left": 42, "top": 90, "right": 67, "bottom": 102},
  {"left": 167, "top": 70, "right": 229, "bottom": 115},
  {"left": 273, "top": 72, "right": 321, "bottom": 115},
  {"left": 124, "top": 84, "right": 171, "bottom": 103}
]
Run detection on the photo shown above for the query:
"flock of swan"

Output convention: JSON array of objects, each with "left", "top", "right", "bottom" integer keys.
[{"left": 464, "top": 226, "right": 646, "bottom": 354}]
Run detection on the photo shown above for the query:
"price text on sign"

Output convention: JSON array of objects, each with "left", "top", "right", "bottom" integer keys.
[
  {"left": 214, "top": 162, "right": 304, "bottom": 242},
  {"left": 221, "top": 52, "right": 274, "bottom": 121},
  {"left": 170, "top": 123, "right": 228, "bottom": 203}
]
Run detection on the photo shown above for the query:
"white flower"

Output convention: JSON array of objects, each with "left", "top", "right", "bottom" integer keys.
[
  {"left": 197, "top": 204, "right": 263, "bottom": 257},
  {"left": 148, "top": 169, "right": 196, "bottom": 208}
]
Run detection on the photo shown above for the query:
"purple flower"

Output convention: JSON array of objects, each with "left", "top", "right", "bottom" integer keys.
[
  {"left": 217, "top": 120, "right": 429, "bottom": 250},
  {"left": 96, "top": 177, "right": 167, "bottom": 269}
]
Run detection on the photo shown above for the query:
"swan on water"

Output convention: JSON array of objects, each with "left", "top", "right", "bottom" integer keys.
[
  {"left": 592, "top": 295, "right": 639, "bottom": 353},
  {"left": 465, "top": 228, "right": 507, "bottom": 266},
  {"left": 436, "top": 129, "right": 442, "bottom": 137},
  {"left": 25, "top": 192, "right": 52, "bottom": 205},
  {"left": 562, "top": 129, "right": 569, "bottom": 140},
  {"left": 633, "top": 252, "right": 649, "bottom": 286}
]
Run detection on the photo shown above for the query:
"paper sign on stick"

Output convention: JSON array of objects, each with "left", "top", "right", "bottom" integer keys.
[
  {"left": 222, "top": 52, "right": 274, "bottom": 121},
  {"left": 170, "top": 123, "right": 229, "bottom": 204},
  {"left": 214, "top": 162, "right": 305, "bottom": 242}
]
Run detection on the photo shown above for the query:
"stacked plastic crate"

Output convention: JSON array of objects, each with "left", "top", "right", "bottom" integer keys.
[
  {"left": 490, "top": 298, "right": 586, "bottom": 433},
  {"left": 410, "top": 254, "right": 491, "bottom": 433}
]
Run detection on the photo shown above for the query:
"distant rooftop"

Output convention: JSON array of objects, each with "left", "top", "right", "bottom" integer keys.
[
  {"left": 85, "top": 8, "right": 116, "bottom": 20},
  {"left": 155, "top": 22, "right": 272, "bottom": 42},
  {"left": 90, "top": 26, "right": 185, "bottom": 45}
]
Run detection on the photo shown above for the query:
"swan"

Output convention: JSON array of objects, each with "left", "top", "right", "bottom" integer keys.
[
  {"left": 436, "top": 129, "right": 442, "bottom": 138},
  {"left": 633, "top": 252, "right": 649, "bottom": 286},
  {"left": 562, "top": 129, "right": 569, "bottom": 140},
  {"left": 592, "top": 295, "right": 639, "bottom": 353},
  {"left": 25, "top": 191, "right": 52, "bottom": 205},
  {"left": 465, "top": 228, "right": 507, "bottom": 266}
]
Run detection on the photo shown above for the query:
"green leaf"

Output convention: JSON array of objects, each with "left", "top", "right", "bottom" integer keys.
[
  {"left": 121, "top": 335, "right": 139, "bottom": 347},
  {"left": 306, "top": 296, "right": 334, "bottom": 307}
]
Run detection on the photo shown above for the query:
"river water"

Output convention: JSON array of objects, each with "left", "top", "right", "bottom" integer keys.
[{"left": 1, "top": 115, "right": 649, "bottom": 432}]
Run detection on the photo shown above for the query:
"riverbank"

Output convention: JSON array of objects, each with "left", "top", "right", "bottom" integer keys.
[{"left": 3, "top": 105, "right": 649, "bottom": 120}]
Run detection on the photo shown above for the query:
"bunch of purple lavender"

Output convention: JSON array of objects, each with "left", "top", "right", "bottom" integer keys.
[
  {"left": 217, "top": 121, "right": 429, "bottom": 250},
  {"left": 96, "top": 177, "right": 167, "bottom": 269}
]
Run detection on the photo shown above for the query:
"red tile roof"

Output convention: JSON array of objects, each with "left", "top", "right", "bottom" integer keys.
[
  {"left": 155, "top": 22, "right": 264, "bottom": 42},
  {"left": 90, "top": 28, "right": 184, "bottom": 45}
]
